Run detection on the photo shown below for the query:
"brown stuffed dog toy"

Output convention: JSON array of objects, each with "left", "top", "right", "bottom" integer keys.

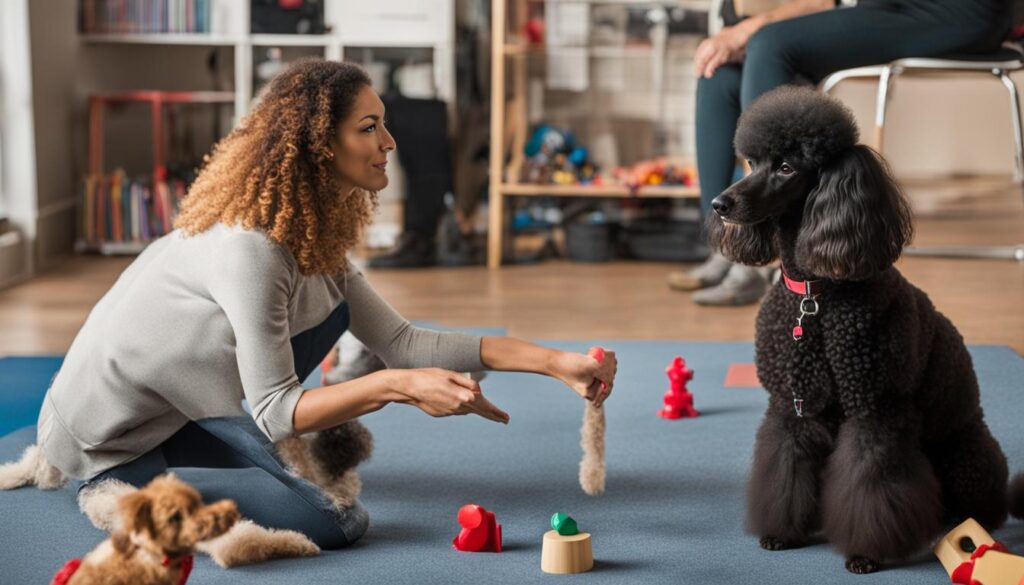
[{"left": 52, "top": 474, "right": 239, "bottom": 585}]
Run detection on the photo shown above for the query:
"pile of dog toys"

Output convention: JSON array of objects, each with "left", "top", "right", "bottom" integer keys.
[{"left": 521, "top": 125, "right": 696, "bottom": 190}]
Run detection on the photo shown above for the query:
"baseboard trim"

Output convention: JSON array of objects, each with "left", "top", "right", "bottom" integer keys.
[{"left": 0, "top": 229, "right": 29, "bottom": 290}]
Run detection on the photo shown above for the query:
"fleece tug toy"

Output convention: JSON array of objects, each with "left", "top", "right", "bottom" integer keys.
[{"left": 579, "top": 346, "right": 607, "bottom": 496}]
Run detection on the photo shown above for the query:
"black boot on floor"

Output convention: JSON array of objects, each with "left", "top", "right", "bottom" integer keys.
[{"left": 368, "top": 232, "right": 436, "bottom": 269}]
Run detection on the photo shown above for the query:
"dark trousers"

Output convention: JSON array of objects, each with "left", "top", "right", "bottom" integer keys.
[
  {"left": 382, "top": 93, "right": 453, "bottom": 239},
  {"left": 695, "top": 1, "right": 1009, "bottom": 215},
  {"left": 82, "top": 302, "right": 364, "bottom": 550}
]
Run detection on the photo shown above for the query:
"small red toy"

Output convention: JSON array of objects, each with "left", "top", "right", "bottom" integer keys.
[
  {"left": 452, "top": 504, "right": 502, "bottom": 553},
  {"left": 525, "top": 17, "right": 545, "bottom": 45},
  {"left": 658, "top": 356, "right": 699, "bottom": 419}
]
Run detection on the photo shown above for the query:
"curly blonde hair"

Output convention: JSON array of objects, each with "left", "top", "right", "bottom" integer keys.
[{"left": 175, "top": 59, "right": 376, "bottom": 275}]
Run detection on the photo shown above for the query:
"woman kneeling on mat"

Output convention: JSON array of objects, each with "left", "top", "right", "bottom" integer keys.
[{"left": 15, "top": 59, "right": 617, "bottom": 565}]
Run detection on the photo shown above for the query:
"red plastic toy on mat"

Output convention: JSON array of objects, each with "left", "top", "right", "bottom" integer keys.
[
  {"left": 658, "top": 356, "right": 699, "bottom": 419},
  {"left": 452, "top": 504, "right": 502, "bottom": 553}
]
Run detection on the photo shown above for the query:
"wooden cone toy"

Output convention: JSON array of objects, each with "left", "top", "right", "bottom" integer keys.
[{"left": 541, "top": 513, "right": 593, "bottom": 574}]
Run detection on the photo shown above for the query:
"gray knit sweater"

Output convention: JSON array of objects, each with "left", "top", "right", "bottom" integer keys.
[{"left": 37, "top": 223, "right": 484, "bottom": 479}]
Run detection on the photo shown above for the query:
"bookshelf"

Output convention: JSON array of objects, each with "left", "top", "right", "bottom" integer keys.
[
  {"left": 487, "top": 0, "right": 708, "bottom": 268},
  {"left": 77, "top": 91, "right": 235, "bottom": 255},
  {"left": 79, "top": 1, "right": 456, "bottom": 124},
  {"left": 75, "top": 0, "right": 455, "bottom": 254}
]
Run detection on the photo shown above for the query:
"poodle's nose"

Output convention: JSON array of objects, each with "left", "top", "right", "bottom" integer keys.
[{"left": 712, "top": 195, "right": 733, "bottom": 217}]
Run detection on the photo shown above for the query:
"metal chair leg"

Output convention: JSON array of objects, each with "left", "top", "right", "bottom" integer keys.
[
  {"left": 997, "top": 69, "right": 1024, "bottom": 186},
  {"left": 903, "top": 68, "right": 1024, "bottom": 262},
  {"left": 873, "top": 65, "right": 898, "bottom": 152}
]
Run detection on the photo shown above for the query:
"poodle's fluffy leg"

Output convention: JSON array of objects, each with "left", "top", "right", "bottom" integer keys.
[
  {"left": 78, "top": 479, "right": 138, "bottom": 532},
  {"left": 746, "top": 409, "right": 833, "bottom": 550},
  {"left": 579, "top": 402, "right": 605, "bottom": 496},
  {"left": 196, "top": 519, "right": 319, "bottom": 568},
  {"left": 928, "top": 418, "right": 1008, "bottom": 530},
  {"left": 275, "top": 419, "right": 372, "bottom": 508},
  {"left": 0, "top": 444, "right": 67, "bottom": 490},
  {"left": 821, "top": 418, "right": 942, "bottom": 572}
]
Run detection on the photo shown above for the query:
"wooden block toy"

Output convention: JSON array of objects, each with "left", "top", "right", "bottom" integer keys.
[
  {"left": 934, "top": 518, "right": 1024, "bottom": 584},
  {"left": 551, "top": 512, "right": 578, "bottom": 536},
  {"left": 541, "top": 531, "right": 593, "bottom": 574},
  {"left": 452, "top": 504, "right": 502, "bottom": 553}
]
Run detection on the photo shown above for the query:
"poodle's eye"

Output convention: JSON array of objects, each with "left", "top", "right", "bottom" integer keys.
[
  {"left": 777, "top": 163, "right": 795, "bottom": 176},
  {"left": 168, "top": 512, "right": 182, "bottom": 525}
]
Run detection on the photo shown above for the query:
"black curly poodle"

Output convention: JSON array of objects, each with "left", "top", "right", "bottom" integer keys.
[{"left": 707, "top": 86, "right": 1021, "bottom": 574}]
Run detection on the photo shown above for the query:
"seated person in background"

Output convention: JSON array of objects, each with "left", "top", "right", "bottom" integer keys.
[{"left": 668, "top": 0, "right": 1011, "bottom": 306}]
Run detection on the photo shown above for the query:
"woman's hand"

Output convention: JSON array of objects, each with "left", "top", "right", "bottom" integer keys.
[
  {"left": 393, "top": 368, "right": 510, "bottom": 424},
  {"left": 549, "top": 348, "right": 617, "bottom": 407},
  {"left": 693, "top": 23, "right": 757, "bottom": 79}
]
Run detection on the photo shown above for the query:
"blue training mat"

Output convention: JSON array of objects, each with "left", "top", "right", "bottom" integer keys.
[{"left": 1, "top": 340, "right": 1022, "bottom": 584}]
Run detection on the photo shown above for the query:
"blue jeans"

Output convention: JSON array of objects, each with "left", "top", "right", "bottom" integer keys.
[{"left": 81, "top": 302, "right": 366, "bottom": 549}]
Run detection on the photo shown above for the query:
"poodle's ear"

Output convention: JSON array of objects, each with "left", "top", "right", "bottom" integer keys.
[
  {"left": 796, "top": 145, "right": 913, "bottom": 280},
  {"left": 119, "top": 490, "right": 154, "bottom": 536}
]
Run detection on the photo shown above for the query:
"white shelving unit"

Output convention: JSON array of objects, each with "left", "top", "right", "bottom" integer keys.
[{"left": 80, "top": 0, "right": 456, "bottom": 126}]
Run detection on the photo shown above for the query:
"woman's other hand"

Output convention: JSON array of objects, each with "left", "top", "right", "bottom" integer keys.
[{"left": 394, "top": 368, "right": 510, "bottom": 424}]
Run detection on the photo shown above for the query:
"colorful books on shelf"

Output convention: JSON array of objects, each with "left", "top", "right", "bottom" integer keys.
[
  {"left": 79, "top": 169, "right": 186, "bottom": 250},
  {"left": 79, "top": 0, "right": 213, "bottom": 35}
]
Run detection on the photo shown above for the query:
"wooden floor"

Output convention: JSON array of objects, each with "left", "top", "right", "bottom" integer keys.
[{"left": 1, "top": 178, "right": 1022, "bottom": 355}]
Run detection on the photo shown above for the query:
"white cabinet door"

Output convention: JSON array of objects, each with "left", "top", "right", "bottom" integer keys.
[{"left": 333, "top": 0, "right": 452, "bottom": 46}]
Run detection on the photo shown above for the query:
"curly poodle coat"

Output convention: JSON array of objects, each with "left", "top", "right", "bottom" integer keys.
[{"left": 706, "top": 86, "right": 1018, "bottom": 574}]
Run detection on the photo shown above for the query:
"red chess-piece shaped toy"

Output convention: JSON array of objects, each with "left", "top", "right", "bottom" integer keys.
[
  {"left": 452, "top": 504, "right": 502, "bottom": 553},
  {"left": 658, "top": 356, "right": 699, "bottom": 419}
]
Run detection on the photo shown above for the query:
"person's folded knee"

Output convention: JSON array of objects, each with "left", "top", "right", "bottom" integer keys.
[{"left": 316, "top": 504, "right": 369, "bottom": 551}]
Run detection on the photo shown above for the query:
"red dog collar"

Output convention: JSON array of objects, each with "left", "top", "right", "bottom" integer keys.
[
  {"left": 52, "top": 555, "right": 192, "bottom": 585},
  {"left": 782, "top": 270, "right": 829, "bottom": 297}
]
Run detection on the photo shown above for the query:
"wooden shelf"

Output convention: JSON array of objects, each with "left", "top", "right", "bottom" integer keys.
[
  {"left": 75, "top": 240, "right": 150, "bottom": 255},
  {"left": 504, "top": 43, "right": 670, "bottom": 57},
  {"left": 501, "top": 183, "right": 698, "bottom": 198},
  {"left": 490, "top": 0, "right": 707, "bottom": 267},
  {"left": 250, "top": 34, "right": 335, "bottom": 47},
  {"left": 80, "top": 33, "right": 241, "bottom": 46},
  {"left": 523, "top": 0, "right": 706, "bottom": 5}
]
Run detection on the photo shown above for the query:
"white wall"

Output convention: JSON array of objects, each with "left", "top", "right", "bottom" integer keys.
[
  {"left": 0, "top": 0, "right": 38, "bottom": 286},
  {"left": 832, "top": 71, "right": 1024, "bottom": 179}
]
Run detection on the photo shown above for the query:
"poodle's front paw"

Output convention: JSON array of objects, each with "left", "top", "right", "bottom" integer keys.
[
  {"left": 759, "top": 536, "right": 795, "bottom": 551},
  {"left": 845, "top": 556, "right": 880, "bottom": 574}
]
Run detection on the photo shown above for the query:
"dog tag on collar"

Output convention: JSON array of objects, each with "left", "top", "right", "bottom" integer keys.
[
  {"left": 793, "top": 399, "right": 804, "bottom": 418},
  {"left": 792, "top": 325, "right": 804, "bottom": 340}
]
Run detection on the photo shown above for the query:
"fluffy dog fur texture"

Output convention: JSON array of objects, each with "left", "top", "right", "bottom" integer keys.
[
  {"left": 1, "top": 419, "right": 370, "bottom": 568},
  {"left": 0, "top": 444, "right": 67, "bottom": 490},
  {"left": 275, "top": 418, "right": 374, "bottom": 509},
  {"left": 65, "top": 475, "right": 238, "bottom": 585},
  {"left": 195, "top": 520, "right": 320, "bottom": 568},
  {"left": 76, "top": 477, "right": 320, "bottom": 569},
  {"left": 708, "top": 86, "right": 1021, "bottom": 573},
  {"left": 79, "top": 479, "right": 139, "bottom": 533}
]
